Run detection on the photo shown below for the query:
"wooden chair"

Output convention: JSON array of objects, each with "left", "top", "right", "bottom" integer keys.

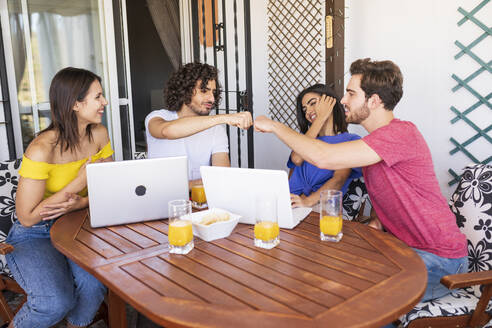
[
  {"left": 400, "top": 163, "right": 492, "bottom": 328},
  {"left": 0, "top": 245, "right": 26, "bottom": 325},
  {"left": 0, "top": 159, "right": 26, "bottom": 325}
]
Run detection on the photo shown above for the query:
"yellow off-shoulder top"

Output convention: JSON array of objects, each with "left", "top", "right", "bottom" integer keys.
[{"left": 19, "top": 142, "right": 114, "bottom": 199}]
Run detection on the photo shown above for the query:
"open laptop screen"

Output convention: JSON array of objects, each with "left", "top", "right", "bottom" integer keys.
[{"left": 200, "top": 166, "right": 311, "bottom": 229}]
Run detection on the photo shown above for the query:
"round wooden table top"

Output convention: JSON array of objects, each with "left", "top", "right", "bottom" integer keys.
[{"left": 51, "top": 209, "right": 427, "bottom": 328}]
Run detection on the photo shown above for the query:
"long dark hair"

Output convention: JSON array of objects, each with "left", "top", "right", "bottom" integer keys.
[
  {"left": 42, "top": 67, "right": 101, "bottom": 153},
  {"left": 296, "top": 84, "right": 347, "bottom": 134}
]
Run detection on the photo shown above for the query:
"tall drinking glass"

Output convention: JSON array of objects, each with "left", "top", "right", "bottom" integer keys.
[
  {"left": 168, "top": 199, "right": 193, "bottom": 254},
  {"left": 254, "top": 196, "right": 280, "bottom": 249},
  {"left": 320, "top": 190, "right": 343, "bottom": 242}
]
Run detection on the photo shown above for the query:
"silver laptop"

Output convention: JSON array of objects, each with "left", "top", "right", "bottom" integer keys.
[
  {"left": 87, "top": 156, "right": 189, "bottom": 228},
  {"left": 200, "top": 166, "right": 311, "bottom": 229}
]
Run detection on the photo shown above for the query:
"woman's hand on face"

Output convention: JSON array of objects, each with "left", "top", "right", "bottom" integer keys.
[
  {"left": 291, "top": 193, "right": 313, "bottom": 208},
  {"left": 315, "top": 95, "right": 337, "bottom": 122},
  {"left": 40, "top": 192, "right": 86, "bottom": 220}
]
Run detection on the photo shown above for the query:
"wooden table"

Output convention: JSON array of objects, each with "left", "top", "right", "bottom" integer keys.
[{"left": 51, "top": 209, "right": 427, "bottom": 328}]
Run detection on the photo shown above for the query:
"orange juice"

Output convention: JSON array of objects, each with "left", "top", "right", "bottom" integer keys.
[
  {"left": 191, "top": 185, "right": 207, "bottom": 204},
  {"left": 320, "top": 215, "right": 343, "bottom": 236},
  {"left": 168, "top": 220, "right": 193, "bottom": 246},
  {"left": 254, "top": 221, "right": 279, "bottom": 241}
]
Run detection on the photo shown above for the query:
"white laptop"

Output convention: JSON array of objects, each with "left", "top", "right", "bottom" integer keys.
[
  {"left": 87, "top": 156, "right": 189, "bottom": 228},
  {"left": 200, "top": 166, "right": 312, "bottom": 229}
]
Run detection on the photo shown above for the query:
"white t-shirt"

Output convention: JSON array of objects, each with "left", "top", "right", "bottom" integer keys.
[{"left": 145, "top": 109, "right": 229, "bottom": 180}]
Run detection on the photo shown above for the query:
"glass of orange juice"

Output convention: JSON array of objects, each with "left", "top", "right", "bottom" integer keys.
[
  {"left": 254, "top": 196, "right": 279, "bottom": 249},
  {"left": 320, "top": 190, "right": 343, "bottom": 242},
  {"left": 191, "top": 184, "right": 207, "bottom": 209},
  {"left": 168, "top": 199, "right": 193, "bottom": 254}
]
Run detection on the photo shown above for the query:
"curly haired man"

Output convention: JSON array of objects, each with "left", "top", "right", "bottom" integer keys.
[{"left": 145, "top": 62, "right": 252, "bottom": 185}]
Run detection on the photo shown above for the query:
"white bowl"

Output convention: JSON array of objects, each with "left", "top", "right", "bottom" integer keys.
[{"left": 183, "top": 208, "right": 240, "bottom": 242}]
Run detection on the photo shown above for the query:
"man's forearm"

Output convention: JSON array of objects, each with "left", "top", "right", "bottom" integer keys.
[
  {"left": 271, "top": 121, "right": 340, "bottom": 169},
  {"left": 159, "top": 115, "right": 227, "bottom": 139},
  {"left": 254, "top": 116, "right": 381, "bottom": 169},
  {"left": 270, "top": 121, "right": 380, "bottom": 169}
]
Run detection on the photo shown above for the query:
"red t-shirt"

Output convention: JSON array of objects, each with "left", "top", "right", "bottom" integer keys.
[{"left": 362, "top": 119, "right": 467, "bottom": 258}]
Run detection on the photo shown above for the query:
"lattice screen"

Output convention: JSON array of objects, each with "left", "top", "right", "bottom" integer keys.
[
  {"left": 448, "top": 0, "right": 491, "bottom": 186},
  {"left": 267, "top": 0, "right": 325, "bottom": 130}
]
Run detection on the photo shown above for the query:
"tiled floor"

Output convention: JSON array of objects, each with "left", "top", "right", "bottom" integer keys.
[{"left": 1, "top": 291, "right": 161, "bottom": 328}]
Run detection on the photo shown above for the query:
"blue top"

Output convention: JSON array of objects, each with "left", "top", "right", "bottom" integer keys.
[{"left": 288, "top": 133, "right": 362, "bottom": 196}]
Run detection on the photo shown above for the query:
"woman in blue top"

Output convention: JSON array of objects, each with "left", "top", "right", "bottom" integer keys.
[{"left": 289, "top": 84, "right": 362, "bottom": 208}]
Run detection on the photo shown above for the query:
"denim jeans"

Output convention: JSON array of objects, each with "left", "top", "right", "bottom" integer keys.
[
  {"left": 379, "top": 249, "right": 468, "bottom": 328},
  {"left": 6, "top": 220, "right": 106, "bottom": 328},
  {"left": 413, "top": 248, "right": 468, "bottom": 302}
]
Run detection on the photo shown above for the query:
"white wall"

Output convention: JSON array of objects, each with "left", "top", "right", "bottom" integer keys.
[
  {"left": 251, "top": 0, "right": 491, "bottom": 198},
  {"left": 345, "top": 0, "right": 491, "bottom": 198}
]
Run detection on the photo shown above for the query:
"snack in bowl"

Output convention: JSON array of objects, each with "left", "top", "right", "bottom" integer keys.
[
  {"left": 199, "top": 211, "right": 230, "bottom": 226},
  {"left": 186, "top": 208, "right": 240, "bottom": 242}
]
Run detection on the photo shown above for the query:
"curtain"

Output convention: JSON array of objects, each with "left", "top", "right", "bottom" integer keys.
[{"left": 146, "top": 0, "right": 181, "bottom": 70}]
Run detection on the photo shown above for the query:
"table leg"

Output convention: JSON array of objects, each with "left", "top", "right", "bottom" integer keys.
[{"left": 108, "top": 289, "right": 127, "bottom": 328}]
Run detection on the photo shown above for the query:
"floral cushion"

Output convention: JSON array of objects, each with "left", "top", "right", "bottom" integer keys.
[
  {"left": 400, "top": 163, "right": 492, "bottom": 327},
  {"left": 342, "top": 177, "right": 370, "bottom": 221},
  {"left": 401, "top": 287, "right": 491, "bottom": 324},
  {"left": 133, "top": 152, "right": 147, "bottom": 160},
  {"left": 0, "top": 159, "right": 22, "bottom": 276}
]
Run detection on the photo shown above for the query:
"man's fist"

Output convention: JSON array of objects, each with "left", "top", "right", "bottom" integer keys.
[
  {"left": 226, "top": 111, "right": 253, "bottom": 130},
  {"left": 254, "top": 115, "right": 276, "bottom": 133}
]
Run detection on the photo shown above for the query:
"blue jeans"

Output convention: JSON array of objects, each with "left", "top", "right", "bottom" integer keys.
[
  {"left": 380, "top": 250, "right": 467, "bottom": 328},
  {"left": 6, "top": 220, "right": 106, "bottom": 328},
  {"left": 413, "top": 248, "right": 468, "bottom": 302}
]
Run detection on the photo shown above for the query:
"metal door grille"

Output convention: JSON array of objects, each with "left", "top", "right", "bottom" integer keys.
[
  {"left": 267, "top": 0, "right": 325, "bottom": 130},
  {"left": 192, "top": 0, "right": 254, "bottom": 168}
]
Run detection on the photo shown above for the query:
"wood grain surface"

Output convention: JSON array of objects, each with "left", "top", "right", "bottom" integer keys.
[{"left": 51, "top": 209, "right": 427, "bottom": 328}]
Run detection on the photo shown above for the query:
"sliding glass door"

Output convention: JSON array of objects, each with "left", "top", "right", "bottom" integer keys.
[{"left": 0, "top": 0, "right": 134, "bottom": 160}]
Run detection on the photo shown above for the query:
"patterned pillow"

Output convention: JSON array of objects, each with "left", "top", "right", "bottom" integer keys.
[
  {"left": 0, "top": 159, "right": 21, "bottom": 241},
  {"left": 450, "top": 163, "right": 492, "bottom": 273},
  {"left": 0, "top": 159, "right": 22, "bottom": 276},
  {"left": 342, "top": 177, "right": 370, "bottom": 221},
  {"left": 400, "top": 163, "right": 492, "bottom": 327},
  {"left": 133, "top": 152, "right": 147, "bottom": 160},
  {"left": 400, "top": 287, "right": 491, "bottom": 326}
]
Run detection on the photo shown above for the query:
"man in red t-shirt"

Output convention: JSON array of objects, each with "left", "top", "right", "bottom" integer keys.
[{"left": 254, "top": 58, "right": 467, "bottom": 302}]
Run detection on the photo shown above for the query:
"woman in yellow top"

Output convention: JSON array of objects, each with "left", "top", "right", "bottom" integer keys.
[{"left": 6, "top": 67, "right": 113, "bottom": 328}]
